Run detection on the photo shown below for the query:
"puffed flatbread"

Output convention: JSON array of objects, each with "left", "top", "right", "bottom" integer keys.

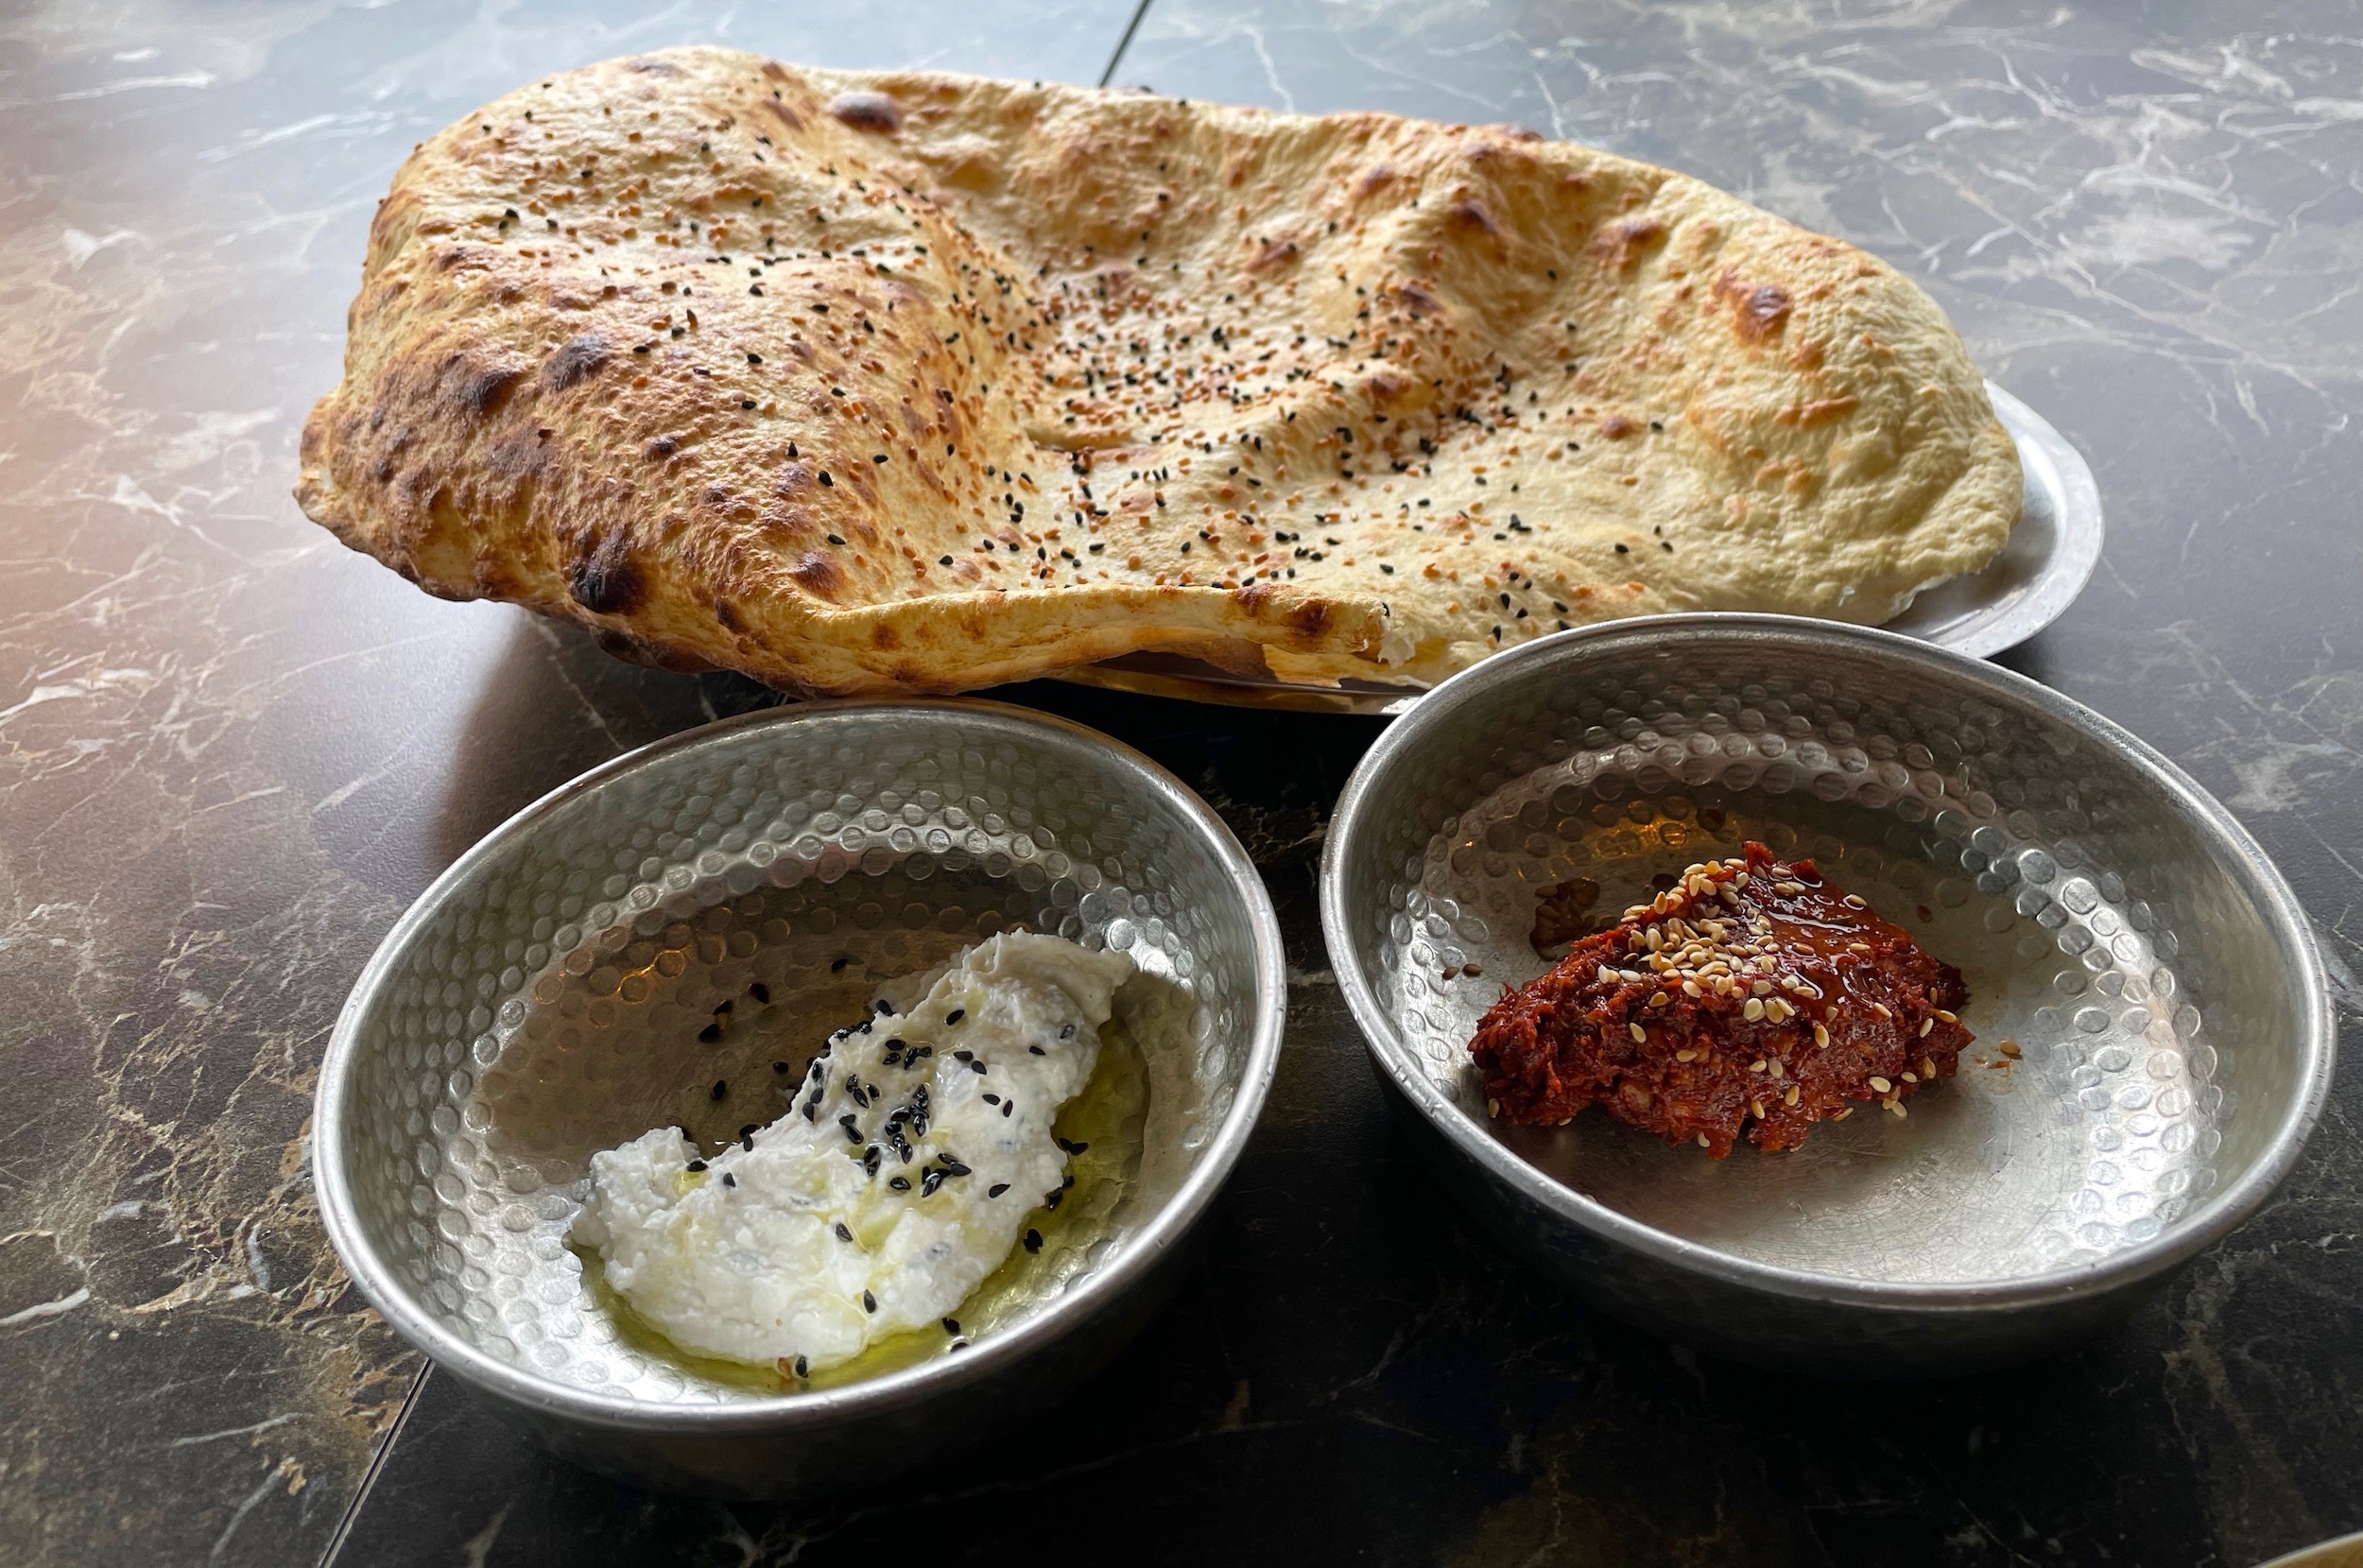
[{"left": 298, "top": 48, "right": 2019, "bottom": 695}]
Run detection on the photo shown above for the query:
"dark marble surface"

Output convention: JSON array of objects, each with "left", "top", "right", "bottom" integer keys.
[{"left": 0, "top": 1, "right": 2355, "bottom": 1564}]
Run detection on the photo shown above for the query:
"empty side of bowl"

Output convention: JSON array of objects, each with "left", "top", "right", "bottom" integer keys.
[
  {"left": 317, "top": 700, "right": 1285, "bottom": 1495},
  {"left": 1322, "top": 617, "right": 2331, "bottom": 1376},
  {"left": 1373, "top": 1070, "right": 2172, "bottom": 1376}
]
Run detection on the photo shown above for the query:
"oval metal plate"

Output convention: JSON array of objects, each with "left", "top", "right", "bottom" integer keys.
[
  {"left": 1059, "top": 381, "right": 2101, "bottom": 716},
  {"left": 2258, "top": 1533, "right": 2363, "bottom": 1568}
]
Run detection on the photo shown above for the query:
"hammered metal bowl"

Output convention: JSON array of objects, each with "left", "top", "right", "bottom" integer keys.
[
  {"left": 1321, "top": 616, "right": 2331, "bottom": 1374},
  {"left": 316, "top": 700, "right": 1285, "bottom": 1495}
]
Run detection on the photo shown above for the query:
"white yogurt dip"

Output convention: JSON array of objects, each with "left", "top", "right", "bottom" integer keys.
[{"left": 569, "top": 933, "right": 1135, "bottom": 1371}]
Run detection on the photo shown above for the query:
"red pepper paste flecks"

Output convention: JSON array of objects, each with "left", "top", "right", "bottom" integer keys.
[{"left": 1468, "top": 842, "right": 1973, "bottom": 1158}]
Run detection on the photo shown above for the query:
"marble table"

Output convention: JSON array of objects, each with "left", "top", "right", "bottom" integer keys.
[{"left": 2, "top": 1, "right": 2356, "bottom": 1562}]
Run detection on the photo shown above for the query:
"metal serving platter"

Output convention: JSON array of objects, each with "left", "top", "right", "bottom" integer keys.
[
  {"left": 2260, "top": 1532, "right": 2363, "bottom": 1568},
  {"left": 1061, "top": 381, "right": 2101, "bottom": 717}
]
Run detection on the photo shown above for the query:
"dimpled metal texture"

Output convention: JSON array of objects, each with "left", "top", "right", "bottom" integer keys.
[
  {"left": 1323, "top": 617, "right": 2328, "bottom": 1372},
  {"left": 332, "top": 701, "right": 1265, "bottom": 1410}
]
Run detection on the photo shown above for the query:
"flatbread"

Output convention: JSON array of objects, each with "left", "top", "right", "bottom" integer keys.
[{"left": 297, "top": 47, "right": 2020, "bottom": 696}]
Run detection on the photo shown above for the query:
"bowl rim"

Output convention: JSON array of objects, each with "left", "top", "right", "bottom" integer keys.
[
  {"left": 1319, "top": 612, "right": 2335, "bottom": 1312},
  {"left": 315, "top": 697, "right": 1287, "bottom": 1432}
]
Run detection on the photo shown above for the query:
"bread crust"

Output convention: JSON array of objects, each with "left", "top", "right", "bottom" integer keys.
[{"left": 297, "top": 48, "right": 2020, "bottom": 695}]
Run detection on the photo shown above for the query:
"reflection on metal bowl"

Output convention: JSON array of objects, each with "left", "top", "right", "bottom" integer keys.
[
  {"left": 1321, "top": 615, "right": 2330, "bottom": 1375},
  {"left": 316, "top": 699, "right": 1285, "bottom": 1495}
]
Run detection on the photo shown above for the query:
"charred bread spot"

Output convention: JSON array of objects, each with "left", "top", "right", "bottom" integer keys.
[
  {"left": 370, "top": 428, "right": 415, "bottom": 485},
  {"left": 790, "top": 550, "right": 845, "bottom": 599},
  {"left": 1591, "top": 216, "right": 1665, "bottom": 269},
  {"left": 1714, "top": 268, "right": 1794, "bottom": 344},
  {"left": 593, "top": 628, "right": 712, "bottom": 675},
  {"left": 827, "top": 91, "right": 903, "bottom": 134},
  {"left": 1392, "top": 280, "right": 1444, "bottom": 317},
  {"left": 593, "top": 628, "right": 658, "bottom": 666},
  {"left": 1737, "top": 282, "right": 1791, "bottom": 342},
  {"left": 1446, "top": 198, "right": 1499, "bottom": 236},
  {"left": 1249, "top": 235, "right": 1300, "bottom": 271},
  {"left": 1777, "top": 395, "right": 1858, "bottom": 428},
  {"left": 569, "top": 531, "right": 646, "bottom": 614},
  {"left": 541, "top": 333, "right": 611, "bottom": 390},
  {"left": 485, "top": 428, "right": 545, "bottom": 476},
  {"left": 443, "top": 360, "right": 522, "bottom": 420}
]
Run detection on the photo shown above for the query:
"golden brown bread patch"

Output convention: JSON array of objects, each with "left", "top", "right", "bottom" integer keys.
[{"left": 297, "top": 48, "right": 2019, "bottom": 696}]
